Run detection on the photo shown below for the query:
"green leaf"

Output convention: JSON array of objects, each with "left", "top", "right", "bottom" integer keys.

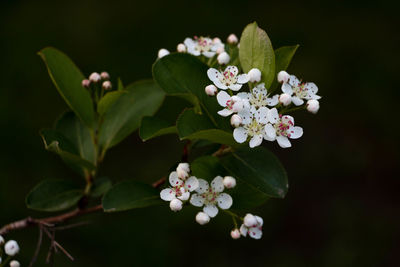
[
  {"left": 90, "top": 177, "right": 112, "bottom": 198},
  {"left": 39, "top": 47, "right": 95, "bottom": 129},
  {"left": 102, "top": 180, "right": 161, "bottom": 212},
  {"left": 153, "top": 53, "right": 231, "bottom": 131},
  {"left": 139, "top": 96, "right": 192, "bottom": 141},
  {"left": 97, "top": 90, "right": 127, "bottom": 116},
  {"left": 220, "top": 146, "right": 288, "bottom": 198},
  {"left": 239, "top": 22, "right": 275, "bottom": 88},
  {"left": 176, "top": 109, "right": 236, "bottom": 145},
  {"left": 26, "top": 179, "right": 83, "bottom": 212},
  {"left": 98, "top": 80, "right": 165, "bottom": 151},
  {"left": 117, "top": 78, "right": 124, "bottom": 91},
  {"left": 270, "top": 45, "right": 299, "bottom": 92}
]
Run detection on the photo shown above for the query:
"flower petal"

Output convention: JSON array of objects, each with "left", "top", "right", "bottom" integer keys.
[
  {"left": 203, "top": 204, "right": 219, "bottom": 218},
  {"left": 240, "top": 224, "right": 248, "bottom": 237},
  {"left": 291, "top": 96, "right": 304, "bottom": 106},
  {"left": 196, "top": 179, "right": 209, "bottom": 194},
  {"left": 233, "top": 127, "right": 248, "bottom": 143},
  {"left": 190, "top": 193, "right": 205, "bottom": 207},
  {"left": 276, "top": 136, "right": 292, "bottom": 148},
  {"left": 207, "top": 68, "right": 220, "bottom": 82},
  {"left": 237, "top": 74, "right": 249, "bottom": 84},
  {"left": 185, "top": 176, "right": 199, "bottom": 192},
  {"left": 305, "top": 82, "right": 318, "bottom": 94},
  {"left": 265, "top": 124, "right": 276, "bottom": 140},
  {"left": 266, "top": 95, "right": 279, "bottom": 106},
  {"left": 238, "top": 109, "right": 252, "bottom": 125},
  {"left": 213, "top": 79, "right": 228, "bottom": 90},
  {"left": 228, "top": 83, "right": 242, "bottom": 91},
  {"left": 288, "top": 75, "right": 300, "bottom": 86},
  {"left": 267, "top": 108, "right": 279, "bottom": 124},
  {"left": 256, "top": 107, "right": 269, "bottom": 124},
  {"left": 237, "top": 92, "right": 250, "bottom": 100},
  {"left": 288, "top": 126, "right": 303, "bottom": 139},
  {"left": 218, "top": 109, "right": 233, "bottom": 117},
  {"left": 225, "top": 65, "right": 238, "bottom": 76},
  {"left": 211, "top": 176, "right": 224, "bottom": 192},
  {"left": 216, "top": 193, "right": 233, "bottom": 209},
  {"left": 281, "top": 83, "right": 293, "bottom": 95},
  {"left": 169, "top": 171, "right": 182, "bottom": 186},
  {"left": 255, "top": 216, "right": 263, "bottom": 227},
  {"left": 249, "top": 134, "right": 263, "bottom": 148},
  {"left": 177, "top": 191, "right": 190, "bottom": 201},
  {"left": 160, "top": 188, "right": 176, "bottom": 201},
  {"left": 216, "top": 91, "right": 231, "bottom": 107},
  {"left": 282, "top": 115, "right": 294, "bottom": 125},
  {"left": 248, "top": 227, "right": 262, "bottom": 239},
  {"left": 203, "top": 51, "right": 215, "bottom": 58}
]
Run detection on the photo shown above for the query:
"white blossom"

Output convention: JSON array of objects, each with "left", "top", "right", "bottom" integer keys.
[
  {"left": 4, "top": 240, "right": 19, "bottom": 256},
  {"left": 227, "top": 34, "right": 238, "bottom": 44},
  {"left": 184, "top": 36, "right": 223, "bottom": 58},
  {"left": 207, "top": 66, "right": 249, "bottom": 91},
  {"left": 230, "top": 114, "right": 242, "bottom": 127},
  {"left": 177, "top": 43, "right": 186, "bottom": 53},
  {"left": 230, "top": 229, "right": 241, "bottom": 239},
  {"left": 240, "top": 214, "right": 263, "bottom": 239},
  {"left": 281, "top": 74, "right": 320, "bottom": 106},
  {"left": 89, "top": 72, "right": 101, "bottom": 83},
  {"left": 10, "top": 260, "right": 21, "bottom": 267},
  {"left": 277, "top": 70, "right": 290, "bottom": 83},
  {"left": 265, "top": 108, "right": 303, "bottom": 148},
  {"left": 195, "top": 211, "right": 210, "bottom": 225},
  {"left": 205, "top": 85, "right": 217, "bottom": 96},
  {"left": 223, "top": 176, "right": 236, "bottom": 189},
  {"left": 217, "top": 52, "right": 230, "bottom": 65},
  {"left": 190, "top": 176, "right": 233, "bottom": 218},
  {"left": 238, "top": 83, "right": 278, "bottom": 108},
  {"left": 176, "top": 163, "right": 190, "bottom": 179},
  {"left": 216, "top": 91, "right": 247, "bottom": 117},
  {"left": 307, "top": 99, "right": 320, "bottom": 114},
  {"left": 158, "top": 48, "right": 170, "bottom": 58},
  {"left": 279, "top": 93, "right": 292, "bottom": 106},
  {"left": 248, "top": 68, "right": 262, "bottom": 83}
]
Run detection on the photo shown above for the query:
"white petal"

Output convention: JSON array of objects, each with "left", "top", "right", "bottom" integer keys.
[
  {"left": 190, "top": 193, "right": 205, "bottom": 207},
  {"left": 291, "top": 96, "right": 304, "bottom": 106},
  {"left": 184, "top": 38, "right": 195, "bottom": 48},
  {"left": 282, "top": 115, "right": 294, "bottom": 125},
  {"left": 256, "top": 107, "right": 269, "bottom": 124},
  {"left": 203, "top": 51, "right": 215, "bottom": 58},
  {"left": 213, "top": 79, "right": 228, "bottom": 90},
  {"left": 255, "top": 216, "right": 264, "bottom": 227},
  {"left": 211, "top": 176, "right": 224, "bottom": 192},
  {"left": 225, "top": 65, "right": 238, "bottom": 76},
  {"left": 228, "top": 83, "right": 242, "bottom": 91},
  {"left": 216, "top": 193, "right": 233, "bottom": 209},
  {"left": 249, "top": 134, "right": 263, "bottom": 148},
  {"left": 207, "top": 68, "right": 220, "bottom": 82},
  {"left": 288, "top": 75, "right": 300, "bottom": 86},
  {"left": 267, "top": 108, "right": 279, "bottom": 124},
  {"left": 233, "top": 127, "right": 248, "bottom": 143},
  {"left": 218, "top": 109, "right": 233, "bottom": 117},
  {"left": 240, "top": 224, "right": 248, "bottom": 237},
  {"left": 187, "top": 46, "right": 200, "bottom": 56},
  {"left": 276, "top": 136, "right": 292, "bottom": 148},
  {"left": 196, "top": 179, "right": 209, "bottom": 194},
  {"left": 265, "top": 124, "right": 276, "bottom": 140},
  {"left": 237, "top": 74, "right": 249, "bottom": 84},
  {"left": 266, "top": 95, "right": 279, "bottom": 106},
  {"left": 305, "top": 82, "right": 318, "bottom": 94},
  {"left": 238, "top": 109, "right": 252, "bottom": 125},
  {"left": 237, "top": 92, "right": 250, "bottom": 100},
  {"left": 169, "top": 171, "right": 182, "bottom": 186},
  {"left": 203, "top": 204, "right": 219, "bottom": 218},
  {"left": 178, "top": 191, "right": 190, "bottom": 201},
  {"left": 248, "top": 227, "right": 263, "bottom": 239},
  {"left": 216, "top": 91, "right": 231, "bottom": 107},
  {"left": 185, "top": 176, "right": 199, "bottom": 191},
  {"left": 288, "top": 126, "right": 303, "bottom": 139},
  {"left": 281, "top": 83, "right": 293, "bottom": 95},
  {"left": 160, "top": 188, "right": 176, "bottom": 201}
]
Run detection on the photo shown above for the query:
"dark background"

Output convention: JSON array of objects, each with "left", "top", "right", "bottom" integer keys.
[{"left": 1, "top": 0, "right": 399, "bottom": 266}]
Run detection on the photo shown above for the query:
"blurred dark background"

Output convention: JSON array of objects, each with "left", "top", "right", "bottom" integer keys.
[{"left": 1, "top": 0, "right": 399, "bottom": 266}]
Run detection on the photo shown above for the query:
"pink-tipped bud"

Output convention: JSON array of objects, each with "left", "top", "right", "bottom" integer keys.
[
  {"left": 248, "top": 68, "right": 262, "bottom": 83},
  {"left": 227, "top": 34, "right": 238, "bottom": 44},
  {"left": 89, "top": 72, "right": 101, "bottom": 83},
  {"left": 100, "top": 71, "right": 110, "bottom": 80},
  {"left": 231, "top": 229, "right": 241, "bottom": 239},
  {"left": 230, "top": 115, "right": 242, "bottom": 128},
  {"left": 217, "top": 52, "right": 230, "bottom": 65},
  {"left": 177, "top": 163, "right": 190, "bottom": 179},
  {"left": 205, "top": 85, "right": 217, "bottom": 96},
  {"left": 279, "top": 93, "right": 292, "bottom": 106},
  {"left": 81, "top": 79, "right": 91, "bottom": 88},
  {"left": 307, "top": 99, "right": 320, "bottom": 114},
  {"left": 102, "top": 81, "right": 112, "bottom": 90},
  {"left": 277, "top": 71, "right": 290, "bottom": 83},
  {"left": 177, "top": 43, "right": 186, "bottom": 53},
  {"left": 196, "top": 212, "right": 210, "bottom": 225},
  {"left": 223, "top": 176, "right": 237, "bottom": 188}
]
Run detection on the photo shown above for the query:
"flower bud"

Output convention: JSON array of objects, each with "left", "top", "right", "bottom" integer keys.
[
  {"left": 169, "top": 199, "right": 183, "bottom": 212},
  {"left": 102, "top": 81, "right": 112, "bottom": 90},
  {"left": 177, "top": 43, "right": 186, "bottom": 53},
  {"left": 89, "top": 72, "right": 101, "bottom": 83},
  {"left": 0, "top": 235, "right": 4, "bottom": 245},
  {"left": 277, "top": 71, "right": 290, "bottom": 83},
  {"left": 10, "top": 260, "right": 21, "bottom": 267},
  {"left": 307, "top": 99, "right": 320, "bottom": 114},
  {"left": 217, "top": 52, "right": 230, "bottom": 65},
  {"left": 4, "top": 240, "right": 19, "bottom": 256},
  {"left": 230, "top": 115, "right": 242, "bottom": 128},
  {"left": 195, "top": 212, "right": 210, "bottom": 225},
  {"left": 230, "top": 229, "right": 241, "bottom": 239},
  {"left": 279, "top": 93, "right": 292, "bottom": 106},
  {"left": 248, "top": 68, "right": 262, "bottom": 83},
  {"left": 227, "top": 33, "right": 238, "bottom": 44},
  {"left": 244, "top": 213, "right": 258, "bottom": 227},
  {"left": 223, "top": 176, "right": 237, "bottom": 188},
  {"left": 100, "top": 71, "right": 110, "bottom": 80},
  {"left": 158, "top": 48, "right": 170, "bottom": 58},
  {"left": 216, "top": 46, "right": 225, "bottom": 54},
  {"left": 81, "top": 79, "right": 91, "bottom": 88},
  {"left": 205, "top": 85, "right": 217, "bottom": 96},
  {"left": 212, "top": 37, "right": 222, "bottom": 44},
  {"left": 177, "top": 163, "right": 190, "bottom": 179}
]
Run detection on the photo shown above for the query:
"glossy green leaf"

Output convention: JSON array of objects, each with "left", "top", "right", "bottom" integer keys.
[
  {"left": 90, "top": 177, "right": 112, "bottom": 198},
  {"left": 98, "top": 80, "right": 165, "bottom": 151},
  {"left": 39, "top": 47, "right": 95, "bottom": 128},
  {"left": 269, "top": 45, "right": 299, "bottom": 92},
  {"left": 102, "top": 180, "right": 161, "bottom": 212},
  {"left": 97, "top": 91, "right": 127, "bottom": 116},
  {"left": 176, "top": 109, "right": 236, "bottom": 145},
  {"left": 239, "top": 22, "right": 275, "bottom": 88},
  {"left": 26, "top": 179, "right": 83, "bottom": 212},
  {"left": 220, "top": 146, "right": 288, "bottom": 198}
]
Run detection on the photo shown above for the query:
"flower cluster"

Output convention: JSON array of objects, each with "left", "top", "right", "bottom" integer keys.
[
  {"left": 82, "top": 71, "right": 112, "bottom": 91},
  {"left": 0, "top": 235, "right": 20, "bottom": 267}
]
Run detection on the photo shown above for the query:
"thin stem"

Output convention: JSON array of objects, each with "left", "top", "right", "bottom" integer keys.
[{"left": 28, "top": 226, "right": 43, "bottom": 267}]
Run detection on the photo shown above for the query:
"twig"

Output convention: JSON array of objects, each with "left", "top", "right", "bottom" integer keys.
[
  {"left": 54, "top": 241, "right": 74, "bottom": 261},
  {"left": 181, "top": 140, "right": 191, "bottom": 162},
  {"left": 212, "top": 145, "right": 233, "bottom": 157},
  {"left": 152, "top": 177, "right": 166, "bottom": 188},
  {"left": 28, "top": 226, "right": 43, "bottom": 267}
]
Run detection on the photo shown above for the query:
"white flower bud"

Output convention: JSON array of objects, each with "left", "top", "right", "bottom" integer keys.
[
  {"left": 248, "top": 68, "right": 262, "bottom": 83},
  {"left": 205, "top": 85, "right": 217, "bottom": 96},
  {"left": 244, "top": 213, "right": 258, "bottom": 227},
  {"left": 216, "top": 46, "right": 225, "bottom": 54},
  {"left": 277, "top": 71, "right": 290, "bottom": 83},
  {"left": 307, "top": 99, "right": 320, "bottom": 114},
  {"left": 177, "top": 43, "right": 186, "bottom": 53},
  {"left": 169, "top": 199, "right": 183, "bottom": 212},
  {"left": 10, "top": 260, "right": 21, "bottom": 267},
  {"left": 227, "top": 33, "right": 238, "bottom": 44},
  {"left": 230, "top": 229, "right": 241, "bottom": 239},
  {"left": 100, "top": 71, "right": 110, "bottom": 80},
  {"left": 158, "top": 48, "right": 170, "bottom": 58},
  {"left": 102, "top": 81, "right": 112, "bottom": 90},
  {"left": 0, "top": 235, "right": 4, "bottom": 245},
  {"left": 89, "top": 72, "right": 101, "bottom": 83},
  {"left": 195, "top": 212, "right": 210, "bottom": 225},
  {"left": 230, "top": 114, "right": 242, "bottom": 128},
  {"left": 279, "top": 93, "right": 292, "bottom": 106},
  {"left": 177, "top": 163, "right": 190, "bottom": 179},
  {"left": 81, "top": 79, "right": 91, "bottom": 88},
  {"left": 217, "top": 52, "right": 230, "bottom": 65},
  {"left": 223, "top": 176, "right": 237, "bottom": 188},
  {"left": 212, "top": 37, "right": 222, "bottom": 44},
  {"left": 4, "top": 240, "right": 19, "bottom": 256}
]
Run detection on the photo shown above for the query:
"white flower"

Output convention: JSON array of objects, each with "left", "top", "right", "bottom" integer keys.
[
  {"left": 277, "top": 70, "right": 290, "bottom": 83},
  {"left": 248, "top": 68, "right": 262, "bottom": 83},
  {"left": 102, "top": 81, "right": 112, "bottom": 90},
  {"left": 205, "top": 85, "right": 217, "bottom": 96},
  {"left": 240, "top": 214, "right": 263, "bottom": 239},
  {"left": 238, "top": 83, "right": 278, "bottom": 108},
  {"left": 177, "top": 43, "right": 186, "bottom": 53},
  {"left": 307, "top": 99, "right": 320, "bottom": 114},
  {"left": 216, "top": 91, "right": 247, "bottom": 117},
  {"left": 207, "top": 66, "right": 249, "bottom": 91},
  {"left": 160, "top": 171, "right": 199, "bottom": 210},
  {"left": 195, "top": 212, "right": 210, "bottom": 225},
  {"left": 217, "top": 52, "right": 230, "bottom": 65},
  {"left": 223, "top": 176, "right": 236, "bottom": 189},
  {"left": 10, "top": 260, "right": 21, "bottom": 267},
  {"left": 233, "top": 106, "right": 269, "bottom": 148},
  {"left": 158, "top": 48, "right": 170, "bottom": 58},
  {"left": 176, "top": 163, "right": 190, "bottom": 179},
  {"left": 4, "top": 240, "right": 19, "bottom": 256},
  {"left": 265, "top": 108, "right": 303, "bottom": 148},
  {"left": 100, "top": 71, "right": 110, "bottom": 80},
  {"left": 231, "top": 229, "right": 241, "bottom": 239},
  {"left": 89, "top": 72, "right": 101, "bottom": 83},
  {"left": 227, "top": 33, "right": 238, "bottom": 44},
  {"left": 279, "top": 93, "right": 292, "bottom": 106},
  {"left": 230, "top": 114, "right": 242, "bottom": 127},
  {"left": 190, "top": 176, "right": 233, "bottom": 218},
  {"left": 281, "top": 74, "right": 321, "bottom": 106},
  {"left": 184, "top": 36, "right": 223, "bottom": 58},
  {"left": 0, "top": 235, "right": 4, "bottom": 245}
]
